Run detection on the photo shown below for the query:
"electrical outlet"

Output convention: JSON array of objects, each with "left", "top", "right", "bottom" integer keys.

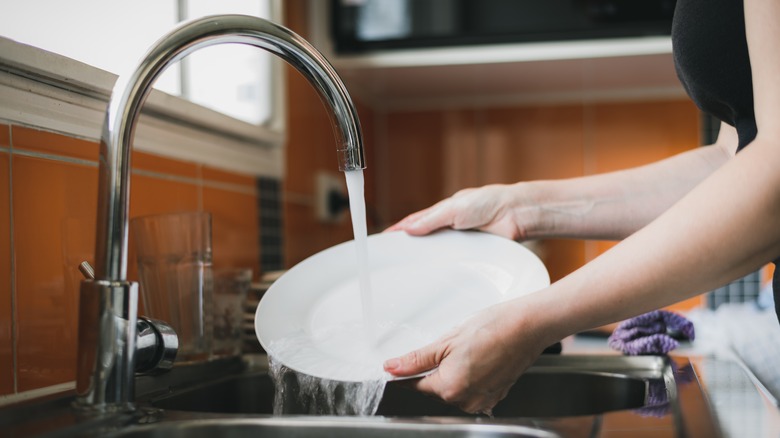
[{"left": 315, "top": 171, "right": 349, "bottom": 223}]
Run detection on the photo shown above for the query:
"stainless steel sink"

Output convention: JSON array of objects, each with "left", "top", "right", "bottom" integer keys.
[
  {"left": 146, "top": 355, "right": 668, "bottom": 418},
  {"left": 107, "top": 418, "right": 558, "bottom": 438},
  {"left": 2, "top": 354, "right": 726, "bottom": 437}
]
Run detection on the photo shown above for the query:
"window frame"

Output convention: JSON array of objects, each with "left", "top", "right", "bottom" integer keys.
[{"left": 0, "top": 1, "right": 286, "bottom": 177}]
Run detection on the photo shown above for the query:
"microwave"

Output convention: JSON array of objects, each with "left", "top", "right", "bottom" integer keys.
[{"left": 330, "top": 0, "right": 676, "bottom": 54}]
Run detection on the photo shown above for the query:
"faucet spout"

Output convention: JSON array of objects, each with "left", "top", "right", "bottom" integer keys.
[
  {"left": 77, "top": 15, "right": 365, "bottom": 411},
  {"left": 95, "top": 14, "right": 365, "bottom": 282}
]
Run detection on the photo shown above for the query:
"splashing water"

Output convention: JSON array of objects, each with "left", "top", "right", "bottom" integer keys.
[
  {"left": 267, "top": 169, "right": 386, "bottom": 416},
  {"left": 269, "top": 356, "right": 386, "bottom": 416}
]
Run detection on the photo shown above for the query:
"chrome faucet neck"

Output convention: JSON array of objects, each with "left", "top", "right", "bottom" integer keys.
[
  {"left": 78, "top": 15, "right": 365, "bottom": 411},
  {"left": 94, "top": 14, "right": 365, "bottom": 283}
]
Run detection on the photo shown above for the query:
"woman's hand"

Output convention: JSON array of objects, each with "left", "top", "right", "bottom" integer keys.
[
  {"left": 383, "top": 299, "right": 553, "bottom": 414},
  {"left": 386, "top": 184, "right": 535, "bottom": 240}
]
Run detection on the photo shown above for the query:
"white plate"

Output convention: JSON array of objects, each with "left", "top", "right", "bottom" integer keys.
[{"left": 254, "top": 230, "right": 549, "bottom": 382}]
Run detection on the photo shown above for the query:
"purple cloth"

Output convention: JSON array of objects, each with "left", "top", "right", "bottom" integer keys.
[{"left": 608, "top": 310, "right": 695, "bottom": 355}]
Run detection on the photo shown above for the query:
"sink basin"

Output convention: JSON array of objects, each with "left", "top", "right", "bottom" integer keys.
[
  {"left": 107, "top": 418, "right": 557, "bottom": 438},
  {"left": 147, "top": 355, "right": 669, "bottom": 418},
  {"left": 1, "top": 354, "right": 726, "bottom": 437}
]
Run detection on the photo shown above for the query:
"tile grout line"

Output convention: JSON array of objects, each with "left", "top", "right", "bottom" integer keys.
[
  {"left": 12, "top": 149, "right": 97, "bottom": 168},
  {"left": 8, "top": 127, "right": 17, "bottom": 393},
  {"left": 10, "top": 146, "right": 257, "bottom": 196},
  {"left": 196, "top": 164, "right": 203, "bottom": 212}
]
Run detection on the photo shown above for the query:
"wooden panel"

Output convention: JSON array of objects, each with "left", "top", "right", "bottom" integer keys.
[
  {"left": 381, "top": 104, "right": 587, "bottom": 272},
  {"left": 283, "top": 67, "right": 339, "bottom": 197},
  {"left": 539, "top": 239, "right": 587, "bottom": 283},
  {"left": 483, "top": 104, "right": 585, "bottom": 183},
  {"left": 379, "top": 111, "right": 445, "bottom": 225},
  {"left": 283, "top": 201, "right": 354, "bottom": 267},
  {"left": 589, "top": 100, "right": 700, "bottom": 175},
  {"left": 283, "top": 66, "right": 351, "bottom": 267},
  {"left": 357, "top": 102, "right": 378, "bottom": 217},
  {"left": 441, "top": 109, "right": 480, "bottom": 195},
  {"left": 378, "top": 100, "right": 701, "bottom": 297}
]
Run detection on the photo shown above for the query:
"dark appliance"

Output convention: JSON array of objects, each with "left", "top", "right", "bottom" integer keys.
[{"left": 331, "top": 0, "right": 676, "bottom": 54}]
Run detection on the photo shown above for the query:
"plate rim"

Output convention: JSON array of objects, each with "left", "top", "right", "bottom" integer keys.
[{"left": 254, "top": 229, "right": 550, "bottom": 381}]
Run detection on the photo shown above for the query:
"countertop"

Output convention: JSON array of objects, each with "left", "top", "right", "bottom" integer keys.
[{"left": 565, "top": 307, "right": 780, "bottom": 438}]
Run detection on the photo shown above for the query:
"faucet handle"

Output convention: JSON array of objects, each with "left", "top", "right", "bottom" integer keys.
[
  {"left": 79, "top": 261, "right": 96, "bottom": 280},
  {"left": 136, "top": 316, "right": 178, "bottom": 374},
  {"left": 79, "top": 261, "right": 178, "bottom": 373}
]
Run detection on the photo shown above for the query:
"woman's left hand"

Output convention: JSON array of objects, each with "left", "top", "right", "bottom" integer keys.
[{"left": 383, "top": 300, "right": 553, "bottom": 414}]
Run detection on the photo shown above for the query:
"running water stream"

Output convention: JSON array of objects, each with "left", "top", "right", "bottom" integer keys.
[
  {"left": 344, "top": 169, "right": 377, "bottom": 343},
  {"left": 268, "top": 169, "right": 386, "bottom": 415}
]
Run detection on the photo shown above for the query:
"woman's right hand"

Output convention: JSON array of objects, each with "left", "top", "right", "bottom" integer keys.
[
  {"left": 383, "top": 296, "right": 554, "bottom": 414},
  {"left": 386, "top": 183, "right": 535, "bottom": 240}
]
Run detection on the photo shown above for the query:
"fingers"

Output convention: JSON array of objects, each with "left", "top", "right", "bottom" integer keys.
[
  {"left": 384, "top": 342, "right": 442, "bottom": 377},
  {"left": 412, "top": 372, "right": 506, "bottom": 415},
  {"left": 383, "top": 339, "right": 500, "bottom": 414},
  {"left": 404, "top": 202, "right": 455, "bottom": 235},
  {"left": 384, "top": 209, "right": 430, "bottom": 233},
  {"left": 384, "top": 203, "right": 454, "bottom": 235},
  {"left": 410, "top": 370, "right": 448, "bottom": 400}
]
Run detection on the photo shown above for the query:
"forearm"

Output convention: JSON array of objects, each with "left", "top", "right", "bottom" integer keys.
[
  {"left": 520, "top": 142, "right": 732, "bottom": 240},
  {"left": 520, "top": 136, "right": 780, "bottom": 343}
]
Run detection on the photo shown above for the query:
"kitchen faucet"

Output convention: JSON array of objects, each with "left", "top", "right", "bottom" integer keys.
[{"left": 76, "top": 15, "right": 365, "bottom": 412}]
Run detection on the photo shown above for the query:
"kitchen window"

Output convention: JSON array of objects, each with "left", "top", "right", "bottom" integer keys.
[{"left": 0, "top": 0, "right": 279, "bottom": 126}]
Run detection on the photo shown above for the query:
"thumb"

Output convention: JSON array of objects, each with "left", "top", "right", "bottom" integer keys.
[{"left": 384, "top": 343, "right": 441, "bottom": 377}]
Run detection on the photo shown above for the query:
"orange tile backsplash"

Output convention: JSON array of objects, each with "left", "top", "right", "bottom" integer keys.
[
  {"left": 0, "top": 124, "right": 9, "bottom": 147},
  {"left": 128, "top": 173, "right": 200, "bottom": 217},
  {"left": 0, "top": 146, "right": 13, "bottom": 396},
  {"left": 1, "top": 124, "right": 263, "bottom": 394},
  {"left": 202, "top": 165, "right": 257, "bottom": 187},
  {"left": 203, "top": 185, "right": 260, "bottom": 272},
  {"left": 12, "top": 126, "right": 98, "bottom": 161},
  {"left": 132, "top": 151, "right": 200, "bottom": 179},
  {"left": 13, "top": 154, "right": 96, "bottom": 391}
]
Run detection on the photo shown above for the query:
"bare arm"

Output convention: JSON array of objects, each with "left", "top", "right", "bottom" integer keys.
[
  {"left": 389, "top": 124, "right": 738, "bottom": 241},
  {"left": 526, "top": 125, "right": 737, "bottom": 240}
]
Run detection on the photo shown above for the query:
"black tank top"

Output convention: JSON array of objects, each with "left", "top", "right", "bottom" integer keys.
[
  {"left": 672, "top": 0, "right": 780, "bottom": 316},
  {"left": 672, "top": 0, "right": 757, "bottom": 149}
]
